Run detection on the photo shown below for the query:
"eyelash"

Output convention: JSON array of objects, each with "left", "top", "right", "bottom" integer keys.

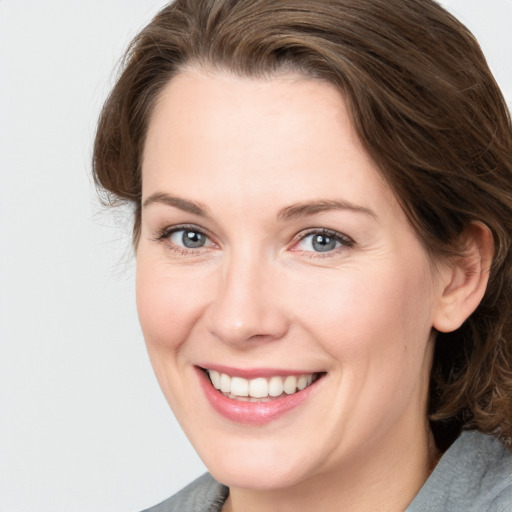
[
  {"left": 291, "top": 228, "right": 355, "bottom": 257},
  {"left": 154, "top": 224, "right": 215, "bottom": 255},
  {"left": 154, "top": 225, "right": 354, "bottom": 257}
]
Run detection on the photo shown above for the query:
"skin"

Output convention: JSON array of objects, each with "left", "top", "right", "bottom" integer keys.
[{"left": 136, "top": 68, "right": 490, "bottom": 512}]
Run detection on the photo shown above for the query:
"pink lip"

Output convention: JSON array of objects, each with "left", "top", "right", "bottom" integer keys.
[{"left": 196, "top": 367, "right": 323, "bottom": 425}]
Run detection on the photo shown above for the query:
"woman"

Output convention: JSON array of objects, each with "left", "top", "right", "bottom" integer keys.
[{"left": 93, "top": 0, "right": 512, "bottom": 510}]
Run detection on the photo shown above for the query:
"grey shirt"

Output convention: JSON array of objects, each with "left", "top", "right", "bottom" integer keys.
[{"left": 142, "top": 431, "right": 512, "bottom": 512}]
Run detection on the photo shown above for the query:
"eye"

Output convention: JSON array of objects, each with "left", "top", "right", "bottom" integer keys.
[
  {"left": 156, "top": 225, "right": 215, "bottom": 252},
  {"left": 292, "top": 229, "right": 354, "bottom": 254},
  {"left": 169, "top": 229, "right": 209, "bottom": 249}
]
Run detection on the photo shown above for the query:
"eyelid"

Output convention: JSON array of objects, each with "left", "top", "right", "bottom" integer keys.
[
  {"left": 155, "top": 223, "right": 191, "bottom": 239},
  {"left": 154, "top": 223, "right": 216, "bottom": 250},
  {"left": 152, "top": 224, "right": 353, "bottom": 256},
  {"left": 290, "top": 228, "right": 355, "bottom": 252}
]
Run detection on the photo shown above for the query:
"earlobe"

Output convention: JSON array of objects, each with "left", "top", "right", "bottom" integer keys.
[{"left": 433, "top": 222, "right": 494, "bottom": 333}]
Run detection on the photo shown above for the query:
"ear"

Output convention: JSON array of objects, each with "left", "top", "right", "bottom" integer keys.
[{"left": 433, "top": 222, "right": 494, "bottom": 333}]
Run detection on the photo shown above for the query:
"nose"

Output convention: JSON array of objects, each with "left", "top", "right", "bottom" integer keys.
[{"left": 204, "top": 251, "right": 289, "bottom": 346}]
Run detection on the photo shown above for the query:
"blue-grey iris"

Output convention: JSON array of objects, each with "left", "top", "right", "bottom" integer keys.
[
  {"left": 182, "top": 230, "right": 206, "bottom": 248},
  {"left": 312, "top": 234, "right": 337, "bottom": 252}
]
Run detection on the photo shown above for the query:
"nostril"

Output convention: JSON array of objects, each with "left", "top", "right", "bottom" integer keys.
[
  {"left": 202, "top": 261, "right": 290, "bottom": 345},
  {"left": 205, "top": 303, "right": 289, "bottom": 346}
]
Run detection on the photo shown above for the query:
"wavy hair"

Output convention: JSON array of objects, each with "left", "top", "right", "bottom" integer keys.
[{"left": 93, "top": 0, "right": 512, "bottom": 449}]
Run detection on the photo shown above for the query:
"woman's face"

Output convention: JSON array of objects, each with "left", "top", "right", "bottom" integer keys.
[{"left": 137, "top": 69, "right": 447, "bottom": 491}]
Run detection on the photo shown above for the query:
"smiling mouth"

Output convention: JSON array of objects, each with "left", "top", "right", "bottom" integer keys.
[{"left": 204, "top": 368, "right": 323, "bottom": 402}]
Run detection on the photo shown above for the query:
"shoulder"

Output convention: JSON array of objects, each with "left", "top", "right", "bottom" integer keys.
[
  {"left": 408, "top": 431, "right": 512, "bottom": 512},
  {"left": 489, "top": 486, "right": 512, "bottom": 512},
  {"left": 140, "top": 473, "right": 228, "bottom": 512}
]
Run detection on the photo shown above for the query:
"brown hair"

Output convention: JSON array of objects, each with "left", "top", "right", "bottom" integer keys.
[{"left": 93, "top": 0, "right": 512, "bottom": 449}]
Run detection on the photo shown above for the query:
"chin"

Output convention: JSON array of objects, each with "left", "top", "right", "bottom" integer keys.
[
  {"left": 208, "top": 456, "right": 313, "bottom": 491},
  {"left": 186, "top": 426, "right": 324, "bottom": 491}
]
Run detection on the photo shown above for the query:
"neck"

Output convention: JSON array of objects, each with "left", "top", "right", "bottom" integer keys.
[{"left": 223, "top": 421, "right": 439, "bottom": 512}]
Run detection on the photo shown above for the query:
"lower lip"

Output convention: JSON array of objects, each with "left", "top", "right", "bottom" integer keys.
[{"left": 197, "top": 368, "right": 321, "bottom": 425}]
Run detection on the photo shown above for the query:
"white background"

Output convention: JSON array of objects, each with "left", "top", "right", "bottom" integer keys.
[{"left": 0, "top": 1, "right": 511, "bottom": 511}]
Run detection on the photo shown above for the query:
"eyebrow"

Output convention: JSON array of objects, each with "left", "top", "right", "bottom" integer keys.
[
  {"left": 142, "top": 193, "right": 376, "bottom": 221},
  {"left": 142, "top": 193, "right": 209, "bottom": 216},
  {"left": 277, "top": 199, "right": 377, "bottom": 221}
]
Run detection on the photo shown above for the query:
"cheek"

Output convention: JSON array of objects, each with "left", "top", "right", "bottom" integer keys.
[
  {"left": 135, "top": 255, "right": 212, "bottom": 414},
  {"left": 305, "top": 265, "right": 435, "bottom": 423},
  {"left": 289, "top": 260, "right": 435, "bottom": 368},
  {"left": 135, "top": 256, "right": 207, "bottom": 351}
]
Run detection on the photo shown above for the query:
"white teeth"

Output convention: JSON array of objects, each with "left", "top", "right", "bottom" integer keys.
[
  {"left": 249, "top": 378, "right": 268, "bottom": 398},
  {"left": 230, "top": 377, "right": 249, "bottom": 397},
  {"left": 268, "top": 376, "right": 284, "bottom": 397},
  {"left": 206, "top": 370, "right": 317, "bottom": 399},
  {"left": 283, "top": 375, "right": 298, "bottom": 394},
  {"left": 209, "top": 370, "right": 221, "bottom": 390},
  {"left": 297, "top": 375, "right": 308, "bottom": 391},
  {"left": 220, "top": 373, "right": 231, "bottom": 393}
]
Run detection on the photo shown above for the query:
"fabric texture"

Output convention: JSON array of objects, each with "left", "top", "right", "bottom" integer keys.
[
  {"left": 141, "top": 473, "right": 228, "bottom": 512},
  {"left": 407, "top": 431, "right": 512, "bottom": 512},
  {"left": 141, "top": 430, "right": 512, "bottom": 512}
]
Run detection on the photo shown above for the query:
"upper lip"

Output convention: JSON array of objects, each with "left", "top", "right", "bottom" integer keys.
[{"left": 197, "top": 364, "right": 323, "bottom": 379}]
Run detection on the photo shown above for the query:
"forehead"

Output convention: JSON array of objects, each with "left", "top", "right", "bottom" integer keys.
[
  {"left": 143, "top": 68, "right": 356, "bottom": 160},
  {"left": 141, "top": 67, "right": 395, "bottom": 217}
]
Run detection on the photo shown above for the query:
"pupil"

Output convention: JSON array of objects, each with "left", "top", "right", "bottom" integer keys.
[
  {"left": 312, "top": 234, "right": 336, "bottom": 252},
  {"left": 182, "top": 230, "right": 205, "bottom": 248}
]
